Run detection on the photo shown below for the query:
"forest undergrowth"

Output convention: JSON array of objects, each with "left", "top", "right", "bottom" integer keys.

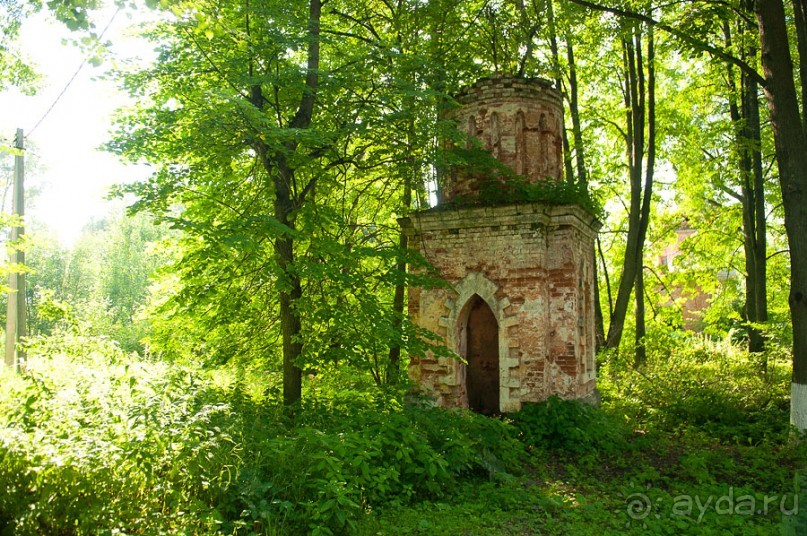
[{"left": 1, "top": 329, "right": 806, "bottom": 535}]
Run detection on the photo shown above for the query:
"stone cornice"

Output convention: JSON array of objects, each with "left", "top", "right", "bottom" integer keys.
[{"left": 399, "top": 203, "right": 602, "bottom": 238}]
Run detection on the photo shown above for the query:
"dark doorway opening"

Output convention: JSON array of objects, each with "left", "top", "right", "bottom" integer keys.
[{"left": 465, "top": 296, "right": 499, "bottom": 414}]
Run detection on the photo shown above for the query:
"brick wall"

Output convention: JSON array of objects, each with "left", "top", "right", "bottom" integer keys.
[
  {"left": 442, "top": 75, "right": 565, "bottom": 204},
  {"left": 401, "top": 203, "right": 600, "bottom": 412}
]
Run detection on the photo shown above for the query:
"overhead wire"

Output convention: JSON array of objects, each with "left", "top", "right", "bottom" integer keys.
[{"left": 26, "top": 7, "right": 122, "bottom": 138}]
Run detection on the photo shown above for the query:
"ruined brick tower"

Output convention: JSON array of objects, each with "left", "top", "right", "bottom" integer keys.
[{"left": 400, "top": 75, "right": 600, "bottom": 414}]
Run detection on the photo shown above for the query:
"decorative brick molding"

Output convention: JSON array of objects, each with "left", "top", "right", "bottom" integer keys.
[
  {"left": 439, "top": 272, "right": 519, "bottom": 411},
  {"left": 401, "top": 203, "right": 600, "bottom": 413},
  {"left": 443, "top": 75, "right": 565, "bottom": 203},
  {"left": 402, "top": 75, "right": 600, "bottom": 414}
]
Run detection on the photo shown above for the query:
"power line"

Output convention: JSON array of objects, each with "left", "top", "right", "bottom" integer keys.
[{"left": 26, "top": 7, "right": 122, "bottom": 138}]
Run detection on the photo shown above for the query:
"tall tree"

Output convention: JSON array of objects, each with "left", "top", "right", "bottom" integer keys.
[
  {"left": 723, "top": 4, "right": 768, "bottom": 354},
  {"left": 754, "top": 0, "right": 807, "bottom": 432},
  {"left": 110, "top": 0, "right": 342, "bottom": 403},
  {"left": 567, "top": 0, "right": 807, "bottom": 431},
  {"left": 605, "top": 21, "right": 656, "bottom": 353},
  {"left": 248, "top": 0, "right": 322, "bottom": 405},
  {"left": 550, "top": 0, "right": 604, "bottom": 347},
  {"left": 110, "top": 0, "right": 501, "bottom": 398}
]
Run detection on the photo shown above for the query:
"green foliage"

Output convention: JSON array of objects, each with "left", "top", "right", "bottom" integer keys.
[
  {"left": 479, "top": 177, "right": 601, "bottom": 216},
  {"left": 2, "top": 323, "right": 805, "bottom": 535},
  {"left": 0, "top": 341, "right": 526, "bottom": 535},
  {"left": 4, "top": 0, "right": 804, "bottom": 534},
  {"left": 103, "top": 0, "right": 583, "bottom": 386},
  {"left": 1, "top": 0, "right": 117, "bottom": 92},
  {"left": 23, "top": 209, "right": 171, "bottom": 353},
  {"left": 511, "top": 396, "right": 627, "bottom": 455},
  {"left": 406, "top": 403, "right": 526, "bottom": 481},
  {"left": 372, "top": 337, "right": 804, "bottom": 535},
  {"left": 599, "top": 333, "right": 791, "bottom": 443},
  {"left": 0, "top": 340, "right": 228, "bottom": 534},
  {"left": 439, "top": 147, "right": 601, "bottom": 215},
  {"left": 362, "top": 481, "right": 567, "bottom": 535}
]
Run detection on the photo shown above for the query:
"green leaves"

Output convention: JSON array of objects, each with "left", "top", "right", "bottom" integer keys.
[
  {"left": 512, "top": 396, "right": 628, "bottom": 455},
  {"left": 0, "top": 344, "right": 528, "bottom": 534},
  {"left": 23, "top": 208, "right": 171, "bottom": 353}
]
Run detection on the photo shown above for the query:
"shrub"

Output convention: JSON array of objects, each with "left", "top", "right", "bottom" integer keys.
[
  {"left": 0, "top": 338, "right": 530, "bottom": 535},
  {"left": 229, "top": 401, "right": 526, "bottom": 534},
  {"left": 509, "top": 396, "right": 628, "bottom": 455},
  {"left": 598, "top": 333, "right": 792, "bottom": 442}
]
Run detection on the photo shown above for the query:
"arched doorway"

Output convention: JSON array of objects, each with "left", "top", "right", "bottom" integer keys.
[{"left": 465, "top": 295, "right": 499, "bottom": 414}]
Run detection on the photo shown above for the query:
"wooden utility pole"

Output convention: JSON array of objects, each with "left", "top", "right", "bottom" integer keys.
[{"left": 5, "top": 128, "right": 26, "bottom": 370}]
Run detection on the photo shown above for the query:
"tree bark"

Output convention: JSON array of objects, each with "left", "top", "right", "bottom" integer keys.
[
  {"left": 387, "top": 146, "right": 413, "bottom": 384},
  {"left": 755, "top": 0, "right": 807, "bottom": 431},
  {"left": 548, "top": 2, "right": 602, "bottom": 347},
  {"left": 546, "top": 0, "right": 574, "bottom": 183},
  {"left": 565, "top": 28, "right": 587, "bottom": 189},
  {"left": 635, "top": 265, "right": 646, "bottom": 366},
  {"left": 564, "top": 26, "right": 605, "bottom": 348},
  {"left": 792, "top": 0, "right": 807, "bottom": 135},
  {"left": 605, "top": 27, "right": 655, "bottom": 351},
  {"left": 274, "top": 163, "right": 305, "bottom": 406},
  {"left": 252, "top": 0, "right": 322, "bottom": 406},
  {"left": 742, "top": 71, "right": 768, "bottom": 354},
  {"left": 606, "top": 35, "right": 641, "bottom": 350},
  {"left": 597, "top": 236, "right": 611, "bottom": 348},
  {"left": 724, "top": 13, "right": 768, "bottom": 354},
  {"left": 635, "top": 26, "right": 655, "bottom": 365}
]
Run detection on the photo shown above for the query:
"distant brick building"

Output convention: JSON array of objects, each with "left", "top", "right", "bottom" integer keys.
[
  {"left": 400, "top": 76, "right": 600, "bottom": 414},
  {"left": 657, "top": 225, "right": 716, "bottom": 330}
]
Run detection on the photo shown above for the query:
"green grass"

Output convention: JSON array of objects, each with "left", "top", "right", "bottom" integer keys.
[{"left": 1, "top": 330, "right": 806, "bottom": 535}]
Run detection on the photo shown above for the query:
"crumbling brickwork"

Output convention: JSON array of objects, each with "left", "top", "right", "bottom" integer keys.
[
  {"left": 402, "top": 204, "right": 599, "bottom": 412},
  {"left": 443, "top": 76, "right": 565, "bottom": 204},
  {"left": 401, "top": 75, "right": 601, "bottom": 413}
]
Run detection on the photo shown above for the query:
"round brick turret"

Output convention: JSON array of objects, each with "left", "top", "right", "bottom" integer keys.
[{"left": 442, "top": 75, "right": 564, "bottom": 204}]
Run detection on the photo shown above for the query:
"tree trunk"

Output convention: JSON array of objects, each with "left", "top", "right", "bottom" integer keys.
[
  {"left": 546, "top": 0, "right": 574, "bottom": 183},
  {"left": 275, "top": 169, "right": 304, "bottom": 405},
  {"left": 387, "top": 149, "right": 413, "bottom": 384},
  {"left": 567, "top": 32, "right": 605, "bottom": 349},
  {"left": 565, "top": 28, "right": 588, "bottom": 189},
  {"left": 251, "top": 0, "right": 321, "bottom": 406},
  {"left": 605, "top": 27, "right": 655, "bottom": 351},
  {"left": 724, "top": 14, "right": 768, "bottom": 355},
  {"left": 635, "top": 26, "right": 655, "bottom": 365},
  {"left": 755, "top": 0, "right": 807, "bottom": 432},
  {"left": 597, "top": 236, "right": 611, "bottom": 348},
  {"left": 605, "top": 35, "right": 641, "bottom": 350},
  {"left": 550, "top": 2, "right": 603, "bottom": 348},
  {"left": 742, "top": 72, "right": 768, "bottom": 355},
  {"left": 594, "top": 271, "right": 606, "bottom": 350},
  {"left": 635, "top": 264, "right": 646, "bottom": 366},
  {"left": 793, "top": 0, "right": 807, "bottom": 135}
]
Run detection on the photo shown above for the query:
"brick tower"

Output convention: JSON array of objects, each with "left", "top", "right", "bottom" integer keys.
[{"left": 400, "top": 75, "right": 600, "bottom": 414}]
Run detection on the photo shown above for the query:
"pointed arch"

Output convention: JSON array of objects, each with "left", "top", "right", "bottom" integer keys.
[
  {"left": 515, "top": 111, "right": 527, "bottom": 176},
  {"left": 460, "top": 295, "right": 499, "bottom": 414},
  {"left": 440, "top": 272, "right": 519, "bottom": 412},
  {"left": 539, "top": 112, "right": 549, "bottom": 168},
  {"left": 490, "top": 112, "right": 501, "bottom": 159}
]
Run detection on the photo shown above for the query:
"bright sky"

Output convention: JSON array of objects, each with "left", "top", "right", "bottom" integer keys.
[{"left": 0, "top": 6, "right": 153, "bottom": 247}]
